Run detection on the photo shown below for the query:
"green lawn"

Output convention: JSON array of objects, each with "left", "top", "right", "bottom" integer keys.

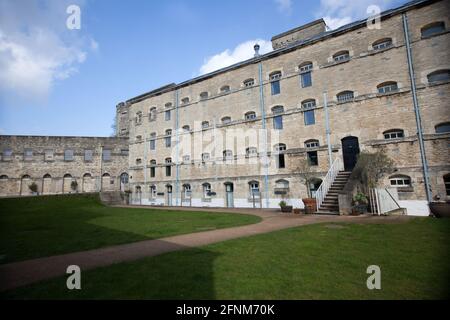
[
  {"left": 0, "top": 194, "right": 260, "bottom": 264},
  {"left": 3, "top": 217, "right": 449, "bottom": 299}
]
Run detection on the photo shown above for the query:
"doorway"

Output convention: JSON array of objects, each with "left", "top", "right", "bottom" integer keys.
[
  {"left": 341, "top": 136, "right": 360, "bottom": 171},
  {"left": 225, "top": 183, "right": 234, "bottom": 208},
  {"left": 166, "top": 185, "right": 173, "bottom": 206}
]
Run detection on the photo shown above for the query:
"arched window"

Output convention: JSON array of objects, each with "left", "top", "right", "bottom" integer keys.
[
  {"left": 270, "top": 71, "right": 282, "bottom": 95},
  {"left": 246, "top": 147, "right": 258, "bottom": 157},
  {"left": 136, "top": 158, "right": 142, "bottom": 165},
  {"left": 372, "top": 38, "right": 392, "bottom": 50},
  {"left": 333, "top": 50, "right": 350, "bottom": 62},
  {"left": 443, "top": 174, "right": 450, "bottom": 196},
  {"left": 301, "top": 99, "right": 316, "bottom": 109},
  {"left": 165, "top": 102, "right": 172, "bottom": 108},
  {"left": 149, "top": 132, "right": 156, "bottom": 150},
  {"left": 135, "top": 111, "right": 143, "bottom": 124},
  {"left": 377, "top": 81, "right": 398, "bottom": 94},
  {"left": 272, "top": 105, "right": 284, "bottom": 114},
  {"left": 181, "top": 97, "right": 189, "bottom": 105},
  {"left": 182, "top": 125, "right": 190, "bottom": 132},
  {"left": 427, "top": 70, "right": 450, "bottom": 83},
  {"left": 182, "top": 155, "right": 190, "bottom": 162},
  {"left": 383, "top": 129, "right": 404, "bottom": 139},
  {"left": 435, "top": 122, "right": 450, "bottom": 134},
  {"left": 243, "top": 78, "right": 254, "bottom": 87},
  {"left": 223, "top": 150, "right": 233, "bottom": 160},
  {"left": 135, "top": 186, "right": 142, "bottom": 193},
  {"left": 276, "top": 179, "right": 289, "bottom": 189},
  {"left": 150, "top": 185, "right": 157, "bottom": 199},
  {"left": 0, "top": 175, "right": 9, "bottom": 180},
  {"left": 165, "top": 158, "right": 172, "bottom": 177},
  {"left": 421, "top": 21, "right": 445, "bottom": 38},
  {"left": 249, "top": 181, "right": 260, "bottom": 196},
  {"left": 203, "top": 183, "right": 211, "bottom": 198},
  {"left": 150, "top": 159, "right": 156, "bottom": 177},
  {"left": 201, "top": 153, "right": 210, "bottom": 162},
  {"left": 136, "top": 135, "right": 142, "bottom": 141},
  {"left": 305, "top": 139, "right": 319, "bottom": 148},
  {"left": 220, "top": 85, "right": 230, "bottom": 93},
  {"left": 274, "top": 143, "right": 286, "bottom": 169},
  {"left": 149, "top": 107, "right": 157, "bottom": 121},
  {"left": 389, "top": 175, "right": 411, "bottom": 188},
  {"left": 43, "top": 173, "right": 52, "bottom": 179},
  {"left": 221, "top": 116, "right": 231, "bottom": 124},
  {"left": 309, "top": 178, "right": 322, "bottom": 197},
  {"left": 201, "top": 121, "right": 209, "bottom": 129},
  {"left": 183, "top": 184, "right": 191, "bottom": 198},
  {"left": 245, "top": 111, "right": 256, "bottom": 120},
  {"left": 150, "top": 159, "right": 156, "bottom": 166},
  {"left": 63, "top": 174, "right": 72, "bottom": 178},
  {"left": 83, "top": 173, "right": 91, "bottom": 178},
  {"left": 200, "top": 92, "right": 209, "bottom": 100},
  {"left": 165, "top": 129, "right": 172, "bottom": 136},
  {"left": 337, "top": 91, "right": 354, "bottom": 103},
  {"left": 299, "top": 61, "right": 313, "bottom": 73}
]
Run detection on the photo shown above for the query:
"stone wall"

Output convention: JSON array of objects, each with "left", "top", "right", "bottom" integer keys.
[{"left": 0, "top": 136, "right": 129, "bottom": 197}]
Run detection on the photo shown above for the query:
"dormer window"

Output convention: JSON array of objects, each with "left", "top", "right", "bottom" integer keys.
[{"left": 333, "top": 50, "right": 350, "bottom": 62}]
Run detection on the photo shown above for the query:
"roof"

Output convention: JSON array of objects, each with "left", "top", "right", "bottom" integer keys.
[{"left": 125, "top": 0, "right": 435, "bottom": 105}]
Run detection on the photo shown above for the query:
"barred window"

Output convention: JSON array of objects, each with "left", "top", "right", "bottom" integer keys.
[
  {"left": 245, "top": 111, "right": 256, "bottom": 120},
  {"left": 383, "top": 129, "right": 404, "bottom": 140},
  {"left": 373, "top": 38, "right": 392, "bottom": 51},
  {"left": 221, "top": 116, "right": 231, "bottom": 124},
  {"left": 301, "top": 99, "right": 316, "bottom": 109},
  {"left": 333, "top": 50, "right": 350, "bottom": 62},
  {"left": 337, "top": 91, "right": 354, "bottom": 103},
  {"left": 377, "top": 82, "right": 398, "bottom": 94},
  {"left": 244, "top": 78, "right": 255, "bottom": 87},
  {"left": 305, "top": 139, "right": 319, "bottom": 148}
]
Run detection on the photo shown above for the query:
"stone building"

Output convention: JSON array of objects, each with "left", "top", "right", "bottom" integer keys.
[
  {"left": 0, "top": 0, "right": 449, "bottom": 216},
  {"left": 0, "top": 136, "right": 129, "bottom": 196},
  {"left": 120, "top": 0, "right": 450, "bottom": 214}
]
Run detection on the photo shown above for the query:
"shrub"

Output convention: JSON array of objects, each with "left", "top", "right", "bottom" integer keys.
[
  {"left": 28, "top": 182, "right": 38, "bottom": 193},
  {"left": 71, "top": 180, "right": 78, "bottom": 191},
  {"left": 279, "top": 200, "right": 287, "bottom": 208}
]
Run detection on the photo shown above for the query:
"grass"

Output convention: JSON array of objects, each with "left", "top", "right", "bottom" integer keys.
[
  {"left": 3, "top": 217, "right": 449, "bottom": 299},
  {"left": 0, "top": 194, "right": 261, "bottom": 264}
]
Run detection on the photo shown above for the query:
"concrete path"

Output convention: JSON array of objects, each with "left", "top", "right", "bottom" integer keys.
[{"left": 0, "top": 207, "right": 409, "bottom": 292}]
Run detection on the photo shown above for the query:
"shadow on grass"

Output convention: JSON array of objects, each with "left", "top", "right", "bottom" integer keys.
[{"left": 1, "top": 240, "right": 220, "bottom": 300}]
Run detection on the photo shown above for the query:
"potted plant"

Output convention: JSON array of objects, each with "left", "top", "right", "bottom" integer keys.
[
  {"left": 28, "top": 182, "right": 38, "bottom": 195},
  {"left": 295, "top": 158, "right": 318, "bottom": 214},
  {"left": 279, "top": 200, "right": 293, "bottom": 213},
  {"left": 71, "top": 180, "right": 78, "bottom": 193},
  {"left": 351, "top": 192, "right": 368, "bottom": 215}
]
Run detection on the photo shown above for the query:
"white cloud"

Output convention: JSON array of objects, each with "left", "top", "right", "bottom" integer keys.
[
  {"left": 275, "top": 0, "right": 293, "bottom": 15},
  {"left": 316, "top": 0, "right": 398, "bottom": 30},
  {"left": 199, "top": 39, "right": 272, "bottom": 75},
  {"left": 0, "top": 0, "right": 96, "bottom": 104}
]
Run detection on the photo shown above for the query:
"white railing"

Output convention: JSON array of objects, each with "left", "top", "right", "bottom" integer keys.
[
  {"left": 369, "top": 187, "right": 402, "bottom": 215},
  {"left": 316, "top": 158, "right": 342, "bottom": 210}
]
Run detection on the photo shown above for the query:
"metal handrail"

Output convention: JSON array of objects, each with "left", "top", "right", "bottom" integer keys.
[{"left": 315, "top": 158, "right": 342, "bottom": 210}]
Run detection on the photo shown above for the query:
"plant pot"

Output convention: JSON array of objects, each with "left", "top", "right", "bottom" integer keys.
[
  {"left": 352, "top": 204, "right": 368, "bottom": 215},
  {"left": 302, "top": 198, "right": 317, "bottom": 214},
  {"left": 280, "top": 206, "right": 293, "bottom": 213},
  {"left": 293, "top": 208, "right": 301, "bottom": 214},
  {"left": 429, "top": 202, "right": 450, "bottom": 218}
]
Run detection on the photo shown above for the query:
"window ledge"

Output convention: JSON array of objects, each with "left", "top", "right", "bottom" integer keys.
[{"left": 321, "top": 58, "right": 351, "bottom": 69}]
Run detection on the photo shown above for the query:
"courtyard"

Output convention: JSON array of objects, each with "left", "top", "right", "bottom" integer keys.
[{"left": 0, "top": 194, "right": 448, "bottom": 299}]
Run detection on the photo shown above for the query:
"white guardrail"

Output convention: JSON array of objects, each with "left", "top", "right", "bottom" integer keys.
[
  {"left": 369, "top": 187, "right": 401, "bottom": 215},
  {"left": 316, "top": 158, "right": 342, "bottom": 210}
]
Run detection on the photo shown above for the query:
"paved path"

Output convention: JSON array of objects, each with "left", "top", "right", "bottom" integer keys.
[{"left": 0, "top": 207, "right": 409, "bottom": 292}]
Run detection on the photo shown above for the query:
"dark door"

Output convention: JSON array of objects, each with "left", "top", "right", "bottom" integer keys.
[{"left": 342, "top": 136, "right": 360, "bottom": 171}]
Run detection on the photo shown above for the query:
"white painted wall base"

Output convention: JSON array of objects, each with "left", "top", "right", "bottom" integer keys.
[{"left": 398, "top": 200, "right": 430, "bottom": 216}]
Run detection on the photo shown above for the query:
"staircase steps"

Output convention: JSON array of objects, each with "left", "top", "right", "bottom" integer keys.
[
  {"left": 317, "top": 171, "right": 352, "bottom": 214},
  {"left": 100, "top": 191, "right": 125, "bottom": 205}
]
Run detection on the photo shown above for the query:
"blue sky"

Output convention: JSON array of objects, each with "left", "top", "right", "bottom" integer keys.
[{"left": 0, "top": 0, "right": 406, "bottom": 137}]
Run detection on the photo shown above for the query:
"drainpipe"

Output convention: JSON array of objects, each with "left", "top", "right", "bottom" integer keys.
[
  {"left": 402, "top": 13, "right": 432, "bottom": 203},
  {"left": 323, "top": 91, "right": 333, "bottom": 169},
  {"left": 175, "top": 88, "right": 180, "bottom": 206},
  {"left": 143, "top": 130, "right": 148, "bottom": 194},
  {"left": 99, "top": 145, "right": 103, "bottom": 192},
  {"left": 256, "top": 44, "right": 270, "bottom": 209}
]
